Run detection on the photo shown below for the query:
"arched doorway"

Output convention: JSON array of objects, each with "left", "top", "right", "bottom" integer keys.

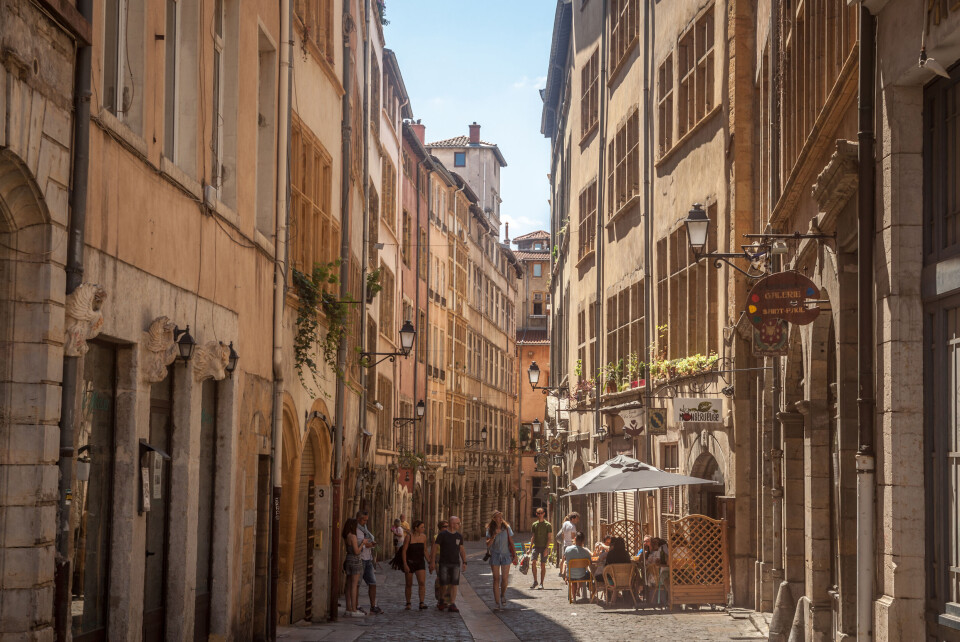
[
  {"left": 290, "top": 439, "right": 316, "bottom": 623},
  {"left": 689, "top": 452, "right": 725, "bottom": 518}
]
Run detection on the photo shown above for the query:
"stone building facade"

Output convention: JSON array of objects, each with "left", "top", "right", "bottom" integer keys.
[{"left": 542, "top": 0, "right": 956, "bottom": 640}]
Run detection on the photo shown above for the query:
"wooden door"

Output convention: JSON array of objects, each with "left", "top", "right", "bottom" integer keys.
[
  {"left": 290, "top": 441, "right": 315, "bottom": 622},
  {"left": 143, "top": 377, "right": 172, "bottom": 642}
]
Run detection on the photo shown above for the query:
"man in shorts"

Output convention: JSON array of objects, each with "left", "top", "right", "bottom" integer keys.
[
  {"left": 431, "top": 515, "right": 466, "bottom": 612},
  {"left": 528, "top": 508, "right": 552, "bottom": 589},
  {"left": 356, "top": 511, "right": 383, "bottom": 614},
  {"left": 428, "top": 519, "right": 449, "bottom": 607}
]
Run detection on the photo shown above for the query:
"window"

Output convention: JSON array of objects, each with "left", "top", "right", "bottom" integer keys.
[
  {"left": 163, "top": 0, "right": 199, "bottom": 171},
  {"left": 534, "top": 242, "right": 543, "bottom": 250},
  {"left": 606, "top": 280, "right": 646, "bottom": 379},
  {"left": 104, "top": 0, "right": 144, "bottom": 129},
  {"left": 346, "top": 255, "right": 362, "bottom": 382},
  {"left": 294, "top": 0, "right": 334, "bottom": 63},
  {"left": 365, "top": 316, "right": 377, "bottom": 401},
  {"left": 677, "top": 6, "right": 715, "bottom": 139},
  {"left": 578, "top": 181, "right": 598, "bottom": 260},
  {"left": 379, "top": 265, "right": 395, "bottom": 340},
  {"left": 454, "top": 152, "right": 466, "bottom": 167},
  {"left": 368, "top": 183, "right": 379, "bottom": 269},
  {"left": 382, "top": 157, "right": 397, "bottom": 234},
  {"left": 418, "top": 227, "right": 427, "bottom": 277},
  {"left": 401, "top": 210, "right": 411, "bottom": 266},
  {"left": 581, "top": 47, "right": 600, "bottom": 137},
  {"left": 376, "top": 375, "right": 394, "bottom": 450},
  {"left": 533, "top": 262, "right": 542, "bottom": 277},
  {"left": 257, "top": 30, "right": 278, "bottom": 235},
  {"left": 609, "top": 0, "right": 639, "bottom": 75},
  {"left": 659, "top": 443, "right": 680, "bottom": 535},
  {"left": 417, "top": 308, "right": 426, "bottom": 364},
  {"left": 577, "top": 302, "right": 597, "bottom": 382},
  {"left": 606, "top": 111, "right": 640, "bottom": 220},
  {"left": 780, "top": 0, "right": 857, "bottom": 178},
  {"left": 533, "top": 301, "right": 543, "bottom": 316},
  {"left": 656, "top": 208, "right": 718, "bottom": 359},
  {"left": 351, "top": 88, "right": 363, "bottom": 180},
  {"left": 371, "top": 54, "right": 381, "bottom": 141},
  {"left": 290, "top": 117, "right": 337, "bottom": 277},
  {"left": 657, "top": 53, "right": 674, "bottom": 156}
]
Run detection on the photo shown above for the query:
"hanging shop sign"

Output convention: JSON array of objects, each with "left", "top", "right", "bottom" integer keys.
[
  {"left": 674, "top": 398, "right": 723, "bottom": 424},
  {"left": 620, "top": 407, "right": 645, "bottom": 435},
  {"left": 745, "top": 271, "right": 821, "bottom": 327},
  {"left": 548, "top": 437, "right": 562, "bottom": 453},
  {"left": 535, "top": 453, "right": 549, "bottom": 472},
  {"left": 648, "top": 408, "right": 668, "bottom": 435},
  {"left": 457, "top": 465, "right": 465, "bottom": 476},
  {"left": 752, "top": 318, "right": 789, "bottom": 356}
]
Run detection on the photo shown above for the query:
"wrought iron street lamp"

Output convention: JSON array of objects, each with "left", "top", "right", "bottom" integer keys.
[
  {"left": 527, "top": 361, "right": 568, "bottom": 396},
  {"left": 465, "top": 426, "right": 487, "bottom": 447},
  {"left": 173, "top": 325, "right": 196, "bottom": 363},
  {"left": 595, "top": 424, "right": 607, "bottom": 442},
  {"left": 225, "top": 341, "right": 239, "bottom": 377},
  {"left": 683, "top": 202, "right": 831, "bottom": 279},
  {"left": 361, "top": 319, "right": 416, "bottom": 367},
  {"left": 393, "top": 399, "right": 425, "bottom": 429}
]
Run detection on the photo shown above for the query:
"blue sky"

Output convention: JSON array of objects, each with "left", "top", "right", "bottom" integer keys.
[{"left": 385, "top": 0, "right": 555, "bottom": 238}]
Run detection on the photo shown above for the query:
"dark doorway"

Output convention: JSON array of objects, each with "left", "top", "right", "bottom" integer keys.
[
  {"left": 143, "top": 375, "right": 172, "bottom": 642},
  {"left": 253, "top": 453, "right": 270, "bottom": 640},
  {"left": 290, "top": 440, "right": 316, "bottom": 623},
  {"left": 194, "top": 380, "right": 218, "bottom": 640}
]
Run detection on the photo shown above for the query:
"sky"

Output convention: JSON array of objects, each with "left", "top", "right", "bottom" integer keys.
[{"left": 384, "top": 0, "right": 555, "bottom": 238}]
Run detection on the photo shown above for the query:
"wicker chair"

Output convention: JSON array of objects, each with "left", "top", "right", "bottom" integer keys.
[
  {"left": 565, "top": 558, "right": 596, "bottom": 603},
  {"left": 602, "top": 563, "right": 639, "bottom": 609}
]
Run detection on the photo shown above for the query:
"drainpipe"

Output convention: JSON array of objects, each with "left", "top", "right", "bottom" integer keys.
[
  {"left": 856, "top": 7, "right": 876, "bottom": 642},
  {"left": 267, "top": 0, "right": 293, "bottom": 636},
  {"left": 54, "top": 0, "right": 93, "bottom": 637},
  {"left": 641, "top": 0, "right": 653, "bottom": 469},
  {"left": 594, "top": 0, "right": 608, "bottom": 474},
  {"left": 329, "top": 0, "right": 355, "bottom": 621},
  {"left": 355, "top": 0, "right": 371, "bottom": 516}
]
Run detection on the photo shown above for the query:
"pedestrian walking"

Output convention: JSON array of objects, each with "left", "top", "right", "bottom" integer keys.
[
  {"left": 485, "top": 510, "right": 518, "bottom": 610},
  {"left": 342, "top": 518, "right": 365, "bottom": 618},
  {"left": 428, "top": 519, "right": 449, "bottom": 607},
  {"left": 390, "top": 520, "right": 429, "bottom": 610},
  {"left": 556, "top": 512, "right": 579, "bottom": 578},
  {"left": 431, "top": 515, "right": 466, "bottom": 612},
  {"left": 528, "top": 508, "right": 552, "bottom": 589},
  {"left": 356, "top": 511, "right": 383, "bottom": 614},
  {"left": 391, "top": 519, "right": 405, "bottom": 553}
]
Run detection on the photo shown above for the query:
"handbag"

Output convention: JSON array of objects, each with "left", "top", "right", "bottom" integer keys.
[
  {"left": 519, "top": 553, "right": 530, "bottom": 575},
  {"left": 482, "top": 550, "right": 491, "bottom": 562}
]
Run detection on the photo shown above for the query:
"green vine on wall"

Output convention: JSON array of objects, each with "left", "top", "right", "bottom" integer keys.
[
  {"left": 397, "top": 449, "right": 426, "bottom": 472},
  {"left": 292, "top": 260, "right": 351, "bottom": 397}
]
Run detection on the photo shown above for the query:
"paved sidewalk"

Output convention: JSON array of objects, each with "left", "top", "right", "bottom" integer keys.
[{"left": 462, "top": 535, "right": 766, "bottom": 642}]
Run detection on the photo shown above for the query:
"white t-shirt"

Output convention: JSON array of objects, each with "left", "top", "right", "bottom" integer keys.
[
  {"left": 559, "top": 520, "right": 576, "bottom": 546},
  {"left": 357, "top": 526, "right": 373, "bottom": 561}
]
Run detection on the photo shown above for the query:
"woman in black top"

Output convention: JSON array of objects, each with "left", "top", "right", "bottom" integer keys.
[
  {"left": 605, "top": 537, "right": 632, "bottom": 565},
  {"left": 397, "top": 520, "right": 428, "bottom": 609}
]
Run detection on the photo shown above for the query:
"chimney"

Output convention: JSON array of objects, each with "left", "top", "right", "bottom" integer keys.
[
  {"left": 504, "top": 222, "right": 510, "bottom": 244},
  {"left": 469, "top": 121, "right": 481, "bottom": 145},
  {"left": 411, "top": 119, "right": 426, "bottom": 144}
]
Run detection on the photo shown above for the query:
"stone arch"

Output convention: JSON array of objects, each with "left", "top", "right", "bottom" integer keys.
[{"left": 689, "top": 451, "right": 725, "bottom": 518}]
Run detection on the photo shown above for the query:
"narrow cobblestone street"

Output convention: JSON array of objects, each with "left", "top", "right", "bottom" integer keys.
[{"left": 279, "top": 538, "right": 766, "bottom": 641}]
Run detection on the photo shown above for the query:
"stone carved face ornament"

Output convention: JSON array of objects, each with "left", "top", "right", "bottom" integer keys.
[
  {"left": 64, "top": 284, "right": 107, "bottom": 357},
  {"left": 192, "top": 341, "right": 231, "bottom": 382},
  {"left": 141, "top": 317, "right": 178, "bottom": 383}
]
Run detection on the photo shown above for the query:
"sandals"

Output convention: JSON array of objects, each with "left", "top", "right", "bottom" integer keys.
[
  {"left": 405, "top": 603, "right": 411, "bottom": 610},
  {"left": 447, "top": 604, "right": 460, "bottom": 612},
  {"left": 419, "top": 602, "right": 428, "bottom": 610}
]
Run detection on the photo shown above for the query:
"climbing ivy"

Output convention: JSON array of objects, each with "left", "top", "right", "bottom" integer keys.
[{"left": 291, "top": 260, "right": 352, "bottom": 397}]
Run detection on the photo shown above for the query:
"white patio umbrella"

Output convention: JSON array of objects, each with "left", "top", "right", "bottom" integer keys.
[
  {"left": 564, "top": 461, "right": 717, "bottom": 497},
  {"left": 569, "top": 454, "right": 640, "bottom": 490}
]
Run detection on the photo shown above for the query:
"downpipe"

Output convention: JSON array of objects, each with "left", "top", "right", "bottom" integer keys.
[
  {"left": 856, "top": 6, "right": 877, "bottom": 642},
  {"left": 55, "top": 0, "right": 93, "bottom": 637},
  {"left": 267, "top": 0, "right": 293, "bottom": 636}
]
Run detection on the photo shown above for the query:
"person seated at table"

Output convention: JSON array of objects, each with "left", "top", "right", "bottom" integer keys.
[
  {"left": 600, "top": 537, "right": 632, "bottom": 585},
  {"left": 564, "top": 532, "right": 593, "bottom": 598},
  {"left": 593, "top": 535, "right": 612, "bottom": 559},
  {"left": 644, "top": 537, "right": 669, "bottom": 604}
]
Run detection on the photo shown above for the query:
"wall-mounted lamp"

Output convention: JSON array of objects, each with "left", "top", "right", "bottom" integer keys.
[
  {"left": 595, "top": 425, "right": 607, "bottom": 442},
  {"left": 465, "top": 426, "right": 488, "bottom": 447},
  {"left": 173, "top": 325, "right": 196, "bottom": 363},
  {"left": 394, "top": 399, "right": 426, "bottom": 429},
  {"left": 527, "top": 361, "right": 567, "bottom": 396},
  {"left": 361, "top": 319, "right": 417, "bottom": 367},
  {"left": 225, "top": 341, "right": 239, "bottom": 377}
]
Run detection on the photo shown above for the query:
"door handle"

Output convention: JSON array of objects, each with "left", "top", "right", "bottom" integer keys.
[{"left": 146, "top": 550, "right": 156, "bottom": 557}]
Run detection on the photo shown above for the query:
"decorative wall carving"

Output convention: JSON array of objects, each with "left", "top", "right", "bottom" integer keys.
[
  {"left": 192, "top": 340, "right": 230, "bottom": 382},
  {"left": 64, "top": 284, "right": 107, "bottom": 357},
  {"left": 141, "top": 316, "right": 178, "bottom": 382}
]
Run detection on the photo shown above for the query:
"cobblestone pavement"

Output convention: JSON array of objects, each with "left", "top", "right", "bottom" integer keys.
[
  {"left": 278, "top": 535, "right": 766, "bottom": 642},
  {"left": 461, "top": 535, "right": 766, "bottom": 642}
]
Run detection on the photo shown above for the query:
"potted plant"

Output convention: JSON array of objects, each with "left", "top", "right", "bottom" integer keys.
[{"left": 365, "top": 268, "right": 382, "bottom": 304}]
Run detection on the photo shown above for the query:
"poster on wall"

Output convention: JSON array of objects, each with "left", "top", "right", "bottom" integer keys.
[{"left": 673, "top": 398, "right": 723, "bottom": 424}]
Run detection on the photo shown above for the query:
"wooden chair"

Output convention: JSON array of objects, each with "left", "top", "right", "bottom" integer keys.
[
  {"left": 602, "top": 563, "right": 639, "bottom": 609},
  {"left": 565, "top": 558, "right": 596, "bottom": 603}
]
